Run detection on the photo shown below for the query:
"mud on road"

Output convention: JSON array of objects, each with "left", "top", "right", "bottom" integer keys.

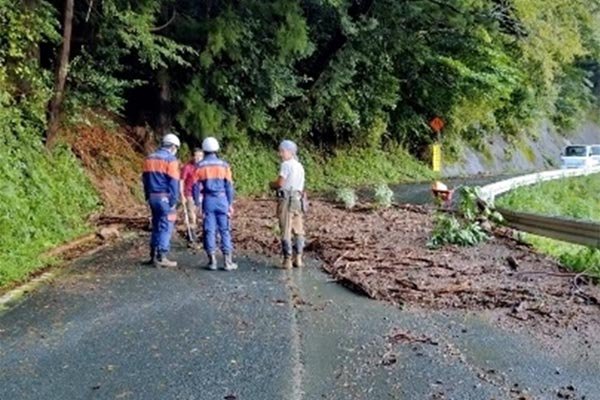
[{"left": 233, "top": 199, "right": 600, "bottom": 340}]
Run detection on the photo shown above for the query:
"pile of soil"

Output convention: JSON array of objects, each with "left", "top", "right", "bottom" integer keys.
[
  {"left": 67, "top": 121, "right": 149, "bottom": 216},
  {"left": 234, "top": 199, "right": 600, "bottom": 334}
]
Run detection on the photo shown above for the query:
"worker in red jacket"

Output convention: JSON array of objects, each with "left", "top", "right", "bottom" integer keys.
[{"left": 180, "top": 147, "right": 204, "bottom": 228}]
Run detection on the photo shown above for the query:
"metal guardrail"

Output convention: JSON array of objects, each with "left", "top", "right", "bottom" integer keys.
[
  {"left": 498, "top": 208, "right": 600, "bottom": 248},
  {"left": 479, "top": 167, "right": 600, "bottom": 248},
  {"left": 479, "top": 166, "right": 600, "bottom": 202}
]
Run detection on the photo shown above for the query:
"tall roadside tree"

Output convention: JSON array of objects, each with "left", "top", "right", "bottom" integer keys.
[
  {"left": 44, "top": 0, "right": 192, "bottom": 146},
  {"left": 46, "top": 0, "right": 74, "bottom": 148}
]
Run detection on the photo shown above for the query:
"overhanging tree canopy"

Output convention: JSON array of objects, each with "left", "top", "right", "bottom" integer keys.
[{"left": 1, "top": 0, "right": 600, "bottom": 152}]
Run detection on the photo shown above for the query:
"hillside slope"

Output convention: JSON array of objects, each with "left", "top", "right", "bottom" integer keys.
[{"left": 445, "top": 121, "right": 600, "bottom": 176}]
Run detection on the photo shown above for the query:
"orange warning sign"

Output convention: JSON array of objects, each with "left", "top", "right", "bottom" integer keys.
[{"left": 429, "top": 117, "right": 445, "bottom": 134}]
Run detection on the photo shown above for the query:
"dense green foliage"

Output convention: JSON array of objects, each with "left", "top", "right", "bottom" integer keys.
[
  {"left": 428, "top": 186, "right": 503, "bottom": 248},
  {"left": 170, "top": 0, "right": 600, "bottom": 150},
  {"left": 0, "top": 1, "right": 99, "bottom": 285},
  {"left": 4, "top": 0, "right": 600, "bottom": 156},
  {"left": 497, "top": 174, "right": 600, "bottom": 274},
  {"left": 0, "top": 142, "right": 99, "bottom": 286},
  {"left": 5, "top": 0, "right": 598, "bottom": 150},
  {"left": 3, "top": 0, "right": 600, "bottom": 285}
]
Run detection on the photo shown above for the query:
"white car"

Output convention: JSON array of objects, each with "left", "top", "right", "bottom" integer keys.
[
  {"left": 560, "top": 145, "right": 600, "bottom": 169},
  {"left": 591, "top": 145, "right": 600, "bottom": 165}
]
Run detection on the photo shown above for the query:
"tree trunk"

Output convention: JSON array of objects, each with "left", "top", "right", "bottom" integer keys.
[
  {"left": 157, "top": 67, "right": 172, "bottom": 137},
  {"left": 46, "top": 0, "right": 75, "bottom": 149}
]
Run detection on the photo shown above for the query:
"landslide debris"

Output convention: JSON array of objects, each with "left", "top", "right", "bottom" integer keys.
[{"left": 233, "top": 198, "right": 600, "bottom": 335}]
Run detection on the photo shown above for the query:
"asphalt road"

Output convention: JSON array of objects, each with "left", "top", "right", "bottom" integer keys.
[
  {"left": 1, "top": 237, "right": 599, "bottom": 400},
  {"left": 389, "top": 175, "right": 513, "bottom": 205}
]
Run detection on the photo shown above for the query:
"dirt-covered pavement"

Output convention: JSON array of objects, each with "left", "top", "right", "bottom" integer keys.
[
  {"left": 235, "top": 199, "right": 600, "bottom": 339},
  {"left": 1, "top": 198, "right": 600, "bottom": 399},
  {"left": 1, "top": 235, "right": 600, "bottom": 399}
]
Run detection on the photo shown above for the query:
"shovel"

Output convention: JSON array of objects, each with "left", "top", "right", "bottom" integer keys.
[{"left": 182, "top": 201, "right": 197, "bottom": 243}]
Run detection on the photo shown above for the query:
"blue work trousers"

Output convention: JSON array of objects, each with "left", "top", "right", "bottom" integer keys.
[
  {"left": 202, "top": 195, "right": 233, "bottom": 255},
  {"left": 149, "top": 195, "right": 176, "bottom": 254}
]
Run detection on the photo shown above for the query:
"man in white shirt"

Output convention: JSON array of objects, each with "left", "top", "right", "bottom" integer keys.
[{"left": 270, "top": 140, "right": 306, "bottom": 269}]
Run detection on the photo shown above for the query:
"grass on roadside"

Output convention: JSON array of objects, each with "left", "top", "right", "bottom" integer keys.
[
  {"left": 519, "top": 234, "right": 600, "bottom": 276},
  {"left": 497, "top": 173, "right": 600, "bottom": 275},
  {"left": 225, "top": 141, "right": 436, "bottom": 195},
  {"left": 0, "top": 143, "right": 100, "bottom": 287},
  {"left": 498, "top": 174, "right": 600, "bottom": 222}
]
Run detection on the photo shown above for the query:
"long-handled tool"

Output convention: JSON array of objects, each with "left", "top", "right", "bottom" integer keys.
[{"left": 181, "top": 201, "right": 197, "bottom": 243}]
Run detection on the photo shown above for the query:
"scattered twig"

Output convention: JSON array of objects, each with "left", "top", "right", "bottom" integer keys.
[
  {"left": 150, "top": 11, "right": 177, "bottom": 32},
  {"left": 331, "top": 250, "right": 350, "bottom": 268},
  {"left": 85, "top": 0, "right": 94, "bottom": 22},
  {"left": 516, "top": 271, "right": 598, "bottom": 279},
  {"left": 388, "top": 330, "right": 438, "bottom": 346}
]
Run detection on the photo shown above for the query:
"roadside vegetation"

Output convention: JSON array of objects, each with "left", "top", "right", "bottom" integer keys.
[
  {"left": 0, "top": 139, "right": 99, "bottom": 286},
  {"left": 428, "top": 187, "right": 503, "bottom": 249},
  {"left": 225, "top": 144, "right": 434, "bottom": 196},
  {"left": 497, "top": 174, "right": 600, "bottom": 275},
  {"left": 498, "top": 174, "right": 600, "bottom": 222},
  {"left": 523, "top": 237, "right": 600, "bottom": 276},
  {"left": 3, "top": 1, "right": 600, "bottom": 287}
]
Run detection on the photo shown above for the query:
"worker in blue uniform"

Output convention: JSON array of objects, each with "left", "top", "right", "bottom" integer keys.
[
  {"left": 142, "top": 133, "right": 181, "bottom": 267},
  {"left": 192, "top": 137, "right": 237, "bottom": 271}
]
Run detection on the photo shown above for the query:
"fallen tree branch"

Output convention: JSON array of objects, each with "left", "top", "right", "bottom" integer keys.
[{"left": 43, "top": 234, "right": 98, "bottom": 258}]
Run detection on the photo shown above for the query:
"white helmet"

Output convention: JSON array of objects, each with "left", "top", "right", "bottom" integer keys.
[
  {"left": 432, "top": 181, "right": 448, "bottom": 191},
  {"left": 202, "top": 136, "right": 220, "bottom": 152},
  {"left": 162, "top": 133, "right": 181, "bottom": 148}
]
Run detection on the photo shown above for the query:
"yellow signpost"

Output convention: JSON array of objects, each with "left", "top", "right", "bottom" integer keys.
[
  {"left": 429, "top": 117, "right": 445, "bottom": 173},
  {"left": 432, "top": 143, "right": 442, "bottom": 172}
]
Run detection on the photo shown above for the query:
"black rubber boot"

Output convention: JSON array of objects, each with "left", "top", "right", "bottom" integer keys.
[
  {"left": 293, "top": 237, "right": 305, "bottom": 268},
  {"left": 143, "top": 247, "right": 156, "bottom": 265}
]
